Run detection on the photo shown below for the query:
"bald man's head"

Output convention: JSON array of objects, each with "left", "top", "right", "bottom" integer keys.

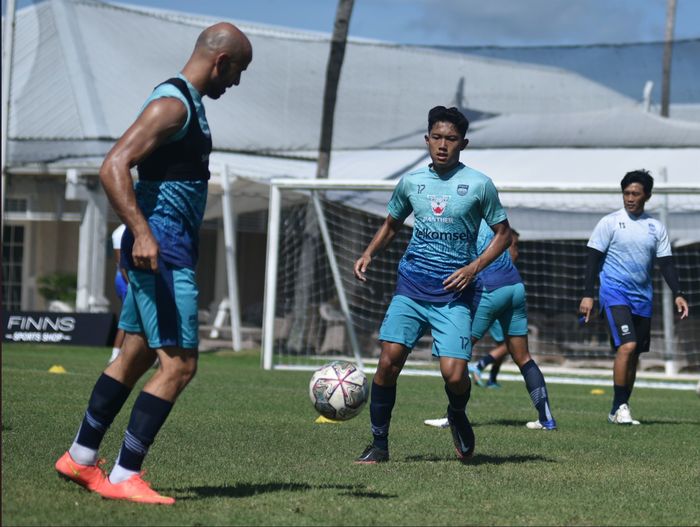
[
  {"left": 194, "top": 22, "right": 252, "bottom": 65},
  {"left": 185, "top": 22, "right": 252, "bottom": 99}
]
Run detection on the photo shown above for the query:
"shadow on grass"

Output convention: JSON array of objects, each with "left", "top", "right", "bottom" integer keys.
[
  {"left": 422, "top": 419, "right": 525, "bottom": 429},
  {"left": 403, "top": 453, "right": 556, "bottom": 465},
  {"left": 633, "top": 419, "right": 700, "bottom": 426},
  {"left": 472, "top": 419, "right": 526, "bottom": 427},
  {"left": 173, "top": 482, "right": 397, "bottom": 500}
]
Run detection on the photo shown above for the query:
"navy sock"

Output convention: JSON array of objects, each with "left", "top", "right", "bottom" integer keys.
[
  {"left": 489, "top": 362, "right": 501, "bottom": 384},
  {"left": 444, "top": 382, "right": 470, "bottom": 411},
  {"left": 611, "top": 384, "right": 631, "bottom": 414},
  {"left": 520, "top": 360, "right": 553, "bottom": 423},
  {"left": 116, "top": 391, "right": 173, "bottom": 472},
  {"left": 75, "top": 374, "right": 132, "bottom": 449},
  {"left": 445, "top": 383, "right": 474, "bottom": 451},
  {"left": 477, "top": 354, "right": 495, "bottom": 371},
  {"left": 444, "top": 382, "right": 471, "bottom": 426},
  {"left": 369, "top": 382, "right": 396, "bottom": 451}
]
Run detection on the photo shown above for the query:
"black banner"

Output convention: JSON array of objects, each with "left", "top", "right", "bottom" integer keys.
[{"left": 2, "top": 311, "right": 116, "bottom": 346}]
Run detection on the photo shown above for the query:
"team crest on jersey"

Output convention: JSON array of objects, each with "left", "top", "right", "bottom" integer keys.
[
  {"left": 428, "top": 195, "right": 450, "bottom": 216},
  {"left": 648, "top": 223, "right": 656, "bottom": 235},
  {"left": 457, "top": 184, "right": 469, "bottom": 196}
]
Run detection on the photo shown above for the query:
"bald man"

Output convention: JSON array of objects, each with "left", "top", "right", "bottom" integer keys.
[{"left": 54, "top": 23, "right": 252, "bottom": 505}]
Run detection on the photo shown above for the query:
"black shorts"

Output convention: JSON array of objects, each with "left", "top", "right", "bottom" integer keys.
[{"left": 603, "top": 305, "right": 651, "bottom": 353}]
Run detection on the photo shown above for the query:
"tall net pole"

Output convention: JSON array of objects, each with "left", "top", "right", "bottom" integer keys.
[{"left": 660, "top": 0, "right": 677, "bottom": 118}]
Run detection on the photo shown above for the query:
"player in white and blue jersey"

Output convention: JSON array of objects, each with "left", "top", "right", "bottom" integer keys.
[
  {"left": 579, "top": 170, "right": 689, "bottom": 425},
  {"left": 424, "top": 222, "right": 557, "bottom": 430},
  {"left": 55, "top": 24, "right": 252, "bottom": 504},
  {"left": 353, "top": 106, "right": 513, "bottom": 464}
]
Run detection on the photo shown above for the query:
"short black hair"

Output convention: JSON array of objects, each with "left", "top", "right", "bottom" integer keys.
[
  {"left": 621, "top": 169, "right": 654, "bottom": 195},
  {"left": 428, "top": 106, "right": 469, "bottom": 137}
]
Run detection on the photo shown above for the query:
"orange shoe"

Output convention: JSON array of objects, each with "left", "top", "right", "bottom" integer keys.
[
  {"left": 97, "top": 472, "right": 175, "bottom": 505},
  {"left": 55, "top": 451, "right": 107, "bottom": 492}
]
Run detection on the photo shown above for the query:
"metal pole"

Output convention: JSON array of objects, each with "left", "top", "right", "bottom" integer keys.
[
  {"left": 261, "top": 184, "right": 281, "bottom": 370},
  {"left": 658, "top": 167, "right": 677, "bottom": 375},
  {"left": 1, "top": 0, "right": 18, "bottom": 241},
  {"left": 311, "top": 192, "right": 364, "bottom": 370},
  {"left": 221, "top": 167, "right": 243, "bottom": 351},
  {"left": 269, "top": 178, "right": 699, "bottom": 195}
]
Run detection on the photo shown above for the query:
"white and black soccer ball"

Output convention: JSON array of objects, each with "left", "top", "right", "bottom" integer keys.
[{"left": 309, "top": 361, "right": 368, "bottom": 420}]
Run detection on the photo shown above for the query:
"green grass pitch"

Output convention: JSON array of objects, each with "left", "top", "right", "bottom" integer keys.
[{"left": 2, "top": 343, "right": 699, "bottom": 526}]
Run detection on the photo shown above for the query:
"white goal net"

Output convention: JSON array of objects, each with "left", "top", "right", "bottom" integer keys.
[{"left": 261, "top": 179, "right": 700, "bottom": 379}]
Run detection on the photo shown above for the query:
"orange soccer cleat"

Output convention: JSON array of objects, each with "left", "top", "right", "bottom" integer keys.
[
  {"left": 96, "top": 472, "right": 175, "bottom": 505},
  {"left": 55, "top": 451, "right": 107, "bottom": 492}
]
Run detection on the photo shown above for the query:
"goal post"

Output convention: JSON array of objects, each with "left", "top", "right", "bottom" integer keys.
[{"left": 261, "top": 178, "right": 700, "bottom": 379}]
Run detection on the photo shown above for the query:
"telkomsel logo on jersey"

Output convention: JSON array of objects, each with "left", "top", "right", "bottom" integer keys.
[
  {"left": 428, "top": 195, "right": 449, "bottom": 216},
  {"left": 415, "top": 228, "right": 469, "bottom": 242}
]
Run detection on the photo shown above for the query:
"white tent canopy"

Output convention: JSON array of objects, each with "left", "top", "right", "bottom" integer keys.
[
  {"left": 207, "top": 147, "right": 700, "bottom": 242},
  {"left": 3, "top": 0, "right": 699, "bottom": 348}
]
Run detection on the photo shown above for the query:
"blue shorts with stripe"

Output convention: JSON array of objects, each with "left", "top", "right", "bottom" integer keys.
[
  {"left": 378, "top": 294, "right": 473, "bottom": 361},
  {"left": 471, "top": 283, "right": 528, "bottom": 341},
  {"left": 603, "top": 304, "right": 651, "bottom": 352},
  {"left": 118, "top": 264, "right": 199, "bottom": 349}
]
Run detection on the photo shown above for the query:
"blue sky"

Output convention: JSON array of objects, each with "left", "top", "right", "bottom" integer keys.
[{"left": 4, "top": 0, "right": 700, "bottom": 47}]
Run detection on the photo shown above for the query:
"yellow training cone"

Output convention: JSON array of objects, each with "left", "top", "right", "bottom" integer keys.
[
  {"left": 590, "top": 388, "right": 605, "bottom": 395},
  {"left": 48, "top": 365, "right": 67, "bottom": 374},
  {"left": 314, "top": 415, "right": 342, "bottom": 424}
]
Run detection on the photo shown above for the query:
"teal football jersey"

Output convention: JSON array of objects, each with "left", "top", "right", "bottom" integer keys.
[{"left": 388, "top": 163, "right": 507, "bottom": 302}]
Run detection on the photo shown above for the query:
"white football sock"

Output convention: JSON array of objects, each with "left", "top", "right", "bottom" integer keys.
[
  {"left": 109, "top": 458, "right": 139, "bottom": 484},
  {"left": 68, "top": 442, "right": 98, "bottom": 466}
]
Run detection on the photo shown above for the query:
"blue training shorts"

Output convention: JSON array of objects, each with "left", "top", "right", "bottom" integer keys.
[
  {"left": 487, "top": 320, "right": 505, "bottom": 343},
  {"left": 378, "top": 294, "right": 473, "bottom": 361},
  {"left": 118, "top": 264, "right": 199, "bottom": 349},
  {"left": 471, "top": 282, "right": 528, "bottom": 341}
]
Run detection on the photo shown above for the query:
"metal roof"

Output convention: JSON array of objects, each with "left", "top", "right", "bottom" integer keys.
[{"left": 4, "top": 0, "right": 700, "bottom": 168}]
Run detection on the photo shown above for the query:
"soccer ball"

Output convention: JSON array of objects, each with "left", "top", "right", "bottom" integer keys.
[{"left": 309, "top": 361, "right": 368, "bottom": 420}]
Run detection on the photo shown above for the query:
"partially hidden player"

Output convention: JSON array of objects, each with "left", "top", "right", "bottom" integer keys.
[
  {"left": 108, "top": 223, "right": 128, "bottom": 364},
  {"left": 424, "top": 222, "right": 557, "bottom": 430},
  {"left": 469, "top": 228, "right": 521, "bottom": 389}
]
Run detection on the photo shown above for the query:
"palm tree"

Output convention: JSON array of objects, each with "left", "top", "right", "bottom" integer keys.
[
  {"left": 316, "top": 0, "right": 355, "bottom": 178},
  {"left": 660, "top": 0, "right": 677, "bottom": 118}
]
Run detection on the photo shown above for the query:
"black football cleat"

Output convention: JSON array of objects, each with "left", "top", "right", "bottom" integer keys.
[
  {"left": 354, "top": 444, "right": 389, "bottom": 464},
  {"left": 447, "top": 411, "right": 475, "bottom": 462}
]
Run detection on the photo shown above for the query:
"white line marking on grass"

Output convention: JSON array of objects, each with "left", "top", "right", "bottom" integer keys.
[{"left": 274, "top": 365, "right": 697, "bottom": 391}]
